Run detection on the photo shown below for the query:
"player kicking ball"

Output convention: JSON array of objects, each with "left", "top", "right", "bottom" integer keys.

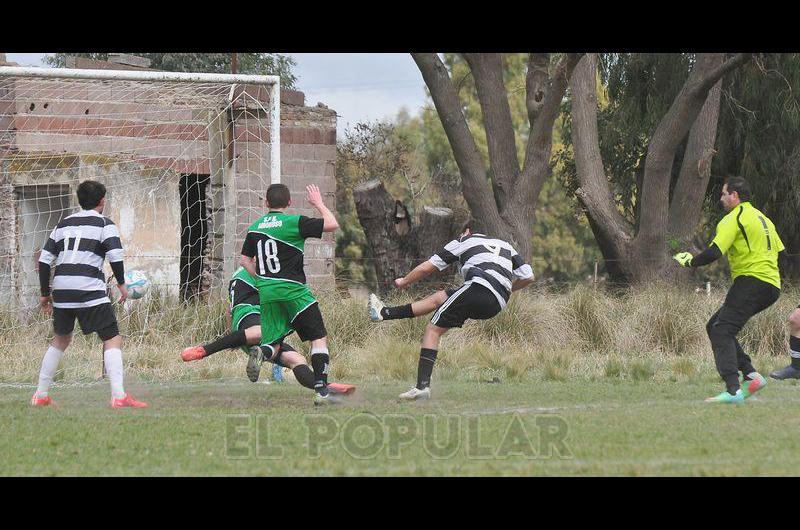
[
  {"left": 368, "top": 224, "right": 535, "bottom": 401},
  {"left": 179, "top": 266, "right": 355, "bottom": 396},
  {"left": 239, "top": 183, "right": 343, "bottom": 406},
  {"left": 31, "top": 180, "right": 147, "bottom": 409}
]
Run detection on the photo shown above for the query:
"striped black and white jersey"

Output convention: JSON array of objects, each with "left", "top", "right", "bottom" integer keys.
[
  {"left": 39, "top": 209, "right": 124, "bottom": 309},
  {"left": 429, "top": 234, "right": 534, "bottom": 308}
]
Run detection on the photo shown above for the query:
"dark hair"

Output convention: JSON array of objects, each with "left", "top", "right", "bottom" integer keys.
[
  {"left": 76, "top": 180, "right": 106, "bottom": 210},
  {"left": 266, "top": 183, "right": 291, "bottom": 209},
  {"left": 725, "top": 176, "right": 752, "bottom": 202}
]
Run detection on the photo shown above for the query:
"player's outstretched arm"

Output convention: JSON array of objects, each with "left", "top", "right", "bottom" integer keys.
[
  {"left": 306, "top": 184, "right": 339, "bottom": 233},
  {"left": 395, "top": 261, "right": 439, "bottom": 289},
  {"left": 512, "top": 277, "right": 535, "bottom": 292}
]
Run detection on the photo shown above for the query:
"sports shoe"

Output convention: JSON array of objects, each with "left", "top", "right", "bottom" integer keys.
[
  {"left": 30, "top": 392, "right": 54, "bottom": 407},
  {"left": 328, "top": 382, "right": 356, "bottom": 395},
  {"left": 110, "top": 394, "right": 148, "bottom": 408},
  {"left": 769, "top": 364, "right": 800, "bottom": 380},
  {"left": 398, "top": 386, "right": 431, "bottom": 401},
  {"left": 246, "top": 345, "right": 264, "bottom": 382},
  {"left": 704, "top": 389, "right": 744, "bottom": 404},
  {"left": 741, "top": 373, "right": 767, "bottom": 399},
  {"left": 313, "top": 391, "right": 342, "bottom": 406},
  {"left": 181, "top": 345, "right": 207, "bottom": 362},
  {"left": 368, "top": 293, "right": 385, "bottom": 322}
]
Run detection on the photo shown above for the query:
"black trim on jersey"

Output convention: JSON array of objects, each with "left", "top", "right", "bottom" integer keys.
[
  {"left": 736, "top": 206, "right": 750, "bottom": 251},
  {"left": 242, "top": 233, "right": 308, "bottom": 284},
  {"left": 54, "top": 263, "right": 106, "bottom": 281},
  {"left": 103, "top": 237, "right": 123, "bottom": 252},
  {"left": 229, "top": 278, "right": 260, "bottom": 307},
  {"left": 436, "top": 248, "right": 458, "bottom": 264},
  {"left": 757, "top": 216, "right": 772, "bottom": 250},
  {"left": 46, "top": 237, "right": 105, "bottom": 258},
  {"left": 472, "top": 262, "right": 514, "bottom": 282},
  {"left": 299, "top": 216, "right": 325, "bottom": 239},
  {"left": 59, "top": 216, "right": 109, "bottom": 229},
  {"left": 464, "top": 268, "right": 511, "bottom": 301},
  {"left": 51, "top": 289, "right": 109, "bottom": 304},
  {"left": 511, "top": 254, "right": 525, "bottom": 270},
  {"left": 459, "top": 245, "right": 513, "bottom": 264}
]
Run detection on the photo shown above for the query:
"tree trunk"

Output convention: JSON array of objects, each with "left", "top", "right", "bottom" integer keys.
[
  {"left": 570, "top": 53, "right": 750, "bottom": 284},
  {"left": 353, "top": 179, "right": 458, "bottom": 294}
]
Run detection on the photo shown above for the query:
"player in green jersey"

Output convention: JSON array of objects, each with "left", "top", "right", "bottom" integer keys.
[
  {"left": 240, "top": 183, "right": 341, "bottom": 406},
  {"left": 179, "top": 266, "right": 354, "bottom": 396},
  {"left": 673, "top": 177, "right": 784, "bottom": 403}
]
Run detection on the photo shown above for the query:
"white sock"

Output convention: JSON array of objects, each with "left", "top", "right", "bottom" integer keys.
[
  {"left": 36, "top": 346, "right": 64, "bottom": 396},
  {"left": 103, "top": 348, "right": 126, "bottom": 399},
  {"left": 747, "top": 371, "right": 762, "bottom": 381}
]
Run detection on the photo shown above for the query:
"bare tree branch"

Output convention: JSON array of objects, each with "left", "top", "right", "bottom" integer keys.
[
  {"left": 463, "top": 53, "right": 520, "bottom": 214},
  {"left": 693, "top": 53, "right": 752, "bottom": 95},
  {"left": 411, "top": 53, "right": 504, "bottom": 234}
]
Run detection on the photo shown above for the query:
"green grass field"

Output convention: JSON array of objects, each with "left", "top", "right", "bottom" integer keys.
[{"left": 3, "top": 378, "right": 800, "bottom": 476}]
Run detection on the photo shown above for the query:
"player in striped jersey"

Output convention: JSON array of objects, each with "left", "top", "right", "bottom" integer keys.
[
  {"left": 368, "top": 224, "right": 535, "bottom": 400},
  {"left": 179, "top": 266, "right": 355, "bottom": 395},
  {"left": 31, "top": 180, "right": 147, "bottom": 408}
]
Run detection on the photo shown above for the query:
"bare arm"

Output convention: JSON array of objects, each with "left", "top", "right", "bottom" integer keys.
[
  {"left": 395, "top": 261, "right": 439, "bottom": 289},
  {"left": 512, "top": 277, "right": 535, "bottom": 292},
  {"left": 306, "top": 184, "right": 339, "bottom": 233},
  {"left": 240, "top": 255, "right": 257, "bottom": 278}
]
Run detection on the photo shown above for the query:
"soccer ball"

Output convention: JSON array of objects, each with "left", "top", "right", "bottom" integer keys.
[{"left": 125, "top": 270, "right": 150, "bottom": 300}]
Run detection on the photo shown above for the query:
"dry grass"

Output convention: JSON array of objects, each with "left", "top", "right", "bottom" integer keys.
[{"left": 0, "top": 282, "right": 797, "bottom": 385}]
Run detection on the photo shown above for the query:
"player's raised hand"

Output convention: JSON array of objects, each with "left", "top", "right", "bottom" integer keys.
[
  {"left": 117, "top": 283, "right": 129, "bottom": 304},
  {"left": 40, "top": 295, "right": 53, "bottom": 316},
  {"left": 306, "top": 184, "right": 323, "bottom": 208}
]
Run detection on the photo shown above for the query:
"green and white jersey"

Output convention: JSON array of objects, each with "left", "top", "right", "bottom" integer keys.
[
  {"left": 228, "top": 266, "right": 259, "bottom": 310},
  {"left": 241, "top": 211, "right": 324, "bottom": 300},
  {"left": 712, "top": 201, "right": 785, "bottom": 289}
]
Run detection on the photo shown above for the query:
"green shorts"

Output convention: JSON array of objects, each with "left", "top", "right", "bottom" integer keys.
[
  {"left": 259, "top": 290, "right": 326, "bottom": 346},
  {"left": 231, "top": 304, "right": 261, "bottom": 333}
]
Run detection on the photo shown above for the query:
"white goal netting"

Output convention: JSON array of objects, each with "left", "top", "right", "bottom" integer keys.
[{"left": 0, "top": 68, "right": 280, "bottom": 382}]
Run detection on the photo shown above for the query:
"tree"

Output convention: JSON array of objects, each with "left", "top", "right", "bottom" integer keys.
[
  {"left": 566, "top": 53, "right": 751, "bottom": 284},
  {"left": 714, "top": 54, "right": 800, "bottom": 279},
  {"left": 44, "top": 53, "right": 297, "bottom": 89},
  {"left": 411, "top": 53, "right": 583, "bottom": 262}
]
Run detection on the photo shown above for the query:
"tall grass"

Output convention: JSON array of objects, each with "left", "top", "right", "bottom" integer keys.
[{"left": 1, "top": 283, "right": 797, "bottom": 385}]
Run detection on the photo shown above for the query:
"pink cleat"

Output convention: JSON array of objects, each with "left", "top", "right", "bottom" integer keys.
[
  {"left": 110, "top": 394, "right": 149, "bottom": 408},
  {"left": 31, "top": 392, "right": 55, "bottom": 407},
  {"left": 181, "top": 346, "right": 207, "bottom": 362}
]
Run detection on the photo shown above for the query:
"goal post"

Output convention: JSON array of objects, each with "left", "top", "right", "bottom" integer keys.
[{"left": 0, "top": 64, "right": 282, "bottom": 328}]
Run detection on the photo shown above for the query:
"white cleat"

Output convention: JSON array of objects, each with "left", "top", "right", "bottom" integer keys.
[
  {"left": 368, "top": 293, "right": 385, "bottom": 322},
  {"left": 398, "top": 386, "right": 431, "bottom": 401}
]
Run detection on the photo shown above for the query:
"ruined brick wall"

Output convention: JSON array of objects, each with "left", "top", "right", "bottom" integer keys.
[{"left": 0, "top": 65, "right": 337, "bottom": 300}]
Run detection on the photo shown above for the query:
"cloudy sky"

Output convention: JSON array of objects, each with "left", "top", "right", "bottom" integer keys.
[{"left": 5, "top": 53, "right": 430, "bottom": 136}]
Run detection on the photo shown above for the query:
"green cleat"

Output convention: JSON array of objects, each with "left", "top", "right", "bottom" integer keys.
[
  {"left": 741, "top": 373, "right": 767, "bottom": 399},
  {"left": 705, "top": 389, "right": 744, "bottom": 404}
]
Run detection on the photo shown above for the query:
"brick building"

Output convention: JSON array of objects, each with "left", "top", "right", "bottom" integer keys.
[{"left": 0, "top": 55, "right": 336, "bottom": 311}]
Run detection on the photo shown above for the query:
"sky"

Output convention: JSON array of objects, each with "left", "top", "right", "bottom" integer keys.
[{"left": 4, "top": 53, "right": 430, "bottom": 137}]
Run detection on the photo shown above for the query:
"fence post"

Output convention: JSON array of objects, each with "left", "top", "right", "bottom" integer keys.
[{"left": 593, "top": 259, "right": 599, "bottom": 290}]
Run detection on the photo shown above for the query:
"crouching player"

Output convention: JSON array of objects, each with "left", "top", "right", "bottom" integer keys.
[{"left": 180, "top": 266, "right": 354, "bottom": 396}]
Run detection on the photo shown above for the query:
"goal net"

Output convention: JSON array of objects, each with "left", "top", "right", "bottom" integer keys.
[{"left": 0, "top": 66, "right": 280, "bottom": 383}]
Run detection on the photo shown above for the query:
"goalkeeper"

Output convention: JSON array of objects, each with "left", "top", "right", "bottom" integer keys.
[
  {"left": 673, "top": 177, "right": 784, "bottom": 403},
  {"left": 180, "top": 267, "right": 354, "bottom": 395}
]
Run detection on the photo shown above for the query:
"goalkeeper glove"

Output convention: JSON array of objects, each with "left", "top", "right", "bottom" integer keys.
[{"left": 673, "top": 252, "right": 693, "bottom": 267}]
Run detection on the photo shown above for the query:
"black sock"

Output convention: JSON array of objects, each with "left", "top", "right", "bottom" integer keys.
[
  {"left": 292, "top": 365, "right": 316, "bottom": 390},
  {"left": 724, "top": 373, "right": 740, "bottom": 395},
  {"left": 791, "top": 336, "right": 800, "bottom": 369},
  {"left": 381, "top": 304, "right": 414, "bottom": 320},
  {"left": 311, "top": 349, "right": 330, "bottom": 395},
  {"left": 416, "top": 348, "right": 438, "bottom": 390},
  {"left": 202, "top": 329, "right": 248, "bottom": 356}
]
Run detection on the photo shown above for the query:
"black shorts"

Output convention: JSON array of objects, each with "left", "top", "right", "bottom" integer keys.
[
  {"left": 53, "top": 303, "right": 119, "bottom": 341},
  {"left": 237, "top": 313, "right": 261, "bottom": 331},
  {"left": 431, "top": 282, "right": 503, "bottom": 329},
  {"left": 290, "top": 302, "right": 327, "bottom": 343}
]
